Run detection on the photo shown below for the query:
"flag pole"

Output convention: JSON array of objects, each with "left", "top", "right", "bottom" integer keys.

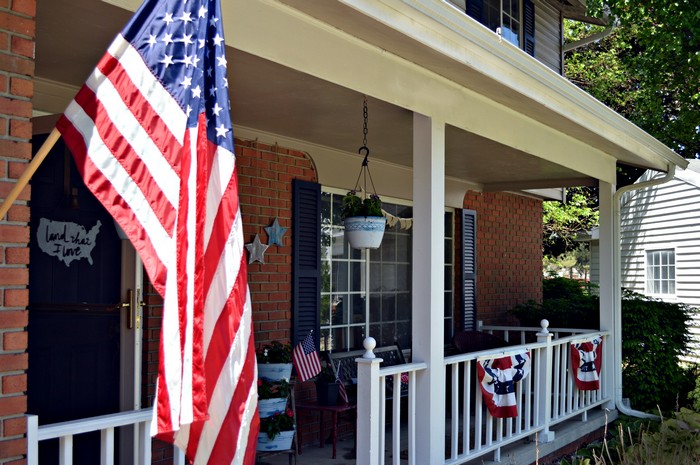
[{"left": 0, "top": 127, "right": 60, "bottom": 220}]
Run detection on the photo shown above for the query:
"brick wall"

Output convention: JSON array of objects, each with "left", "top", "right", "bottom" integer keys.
[
  {"left": 0, "top": 0, "right": 34, "bottom": 463},
  {"left": 463, "top": 191, "right": 543, "bottom": 326}
]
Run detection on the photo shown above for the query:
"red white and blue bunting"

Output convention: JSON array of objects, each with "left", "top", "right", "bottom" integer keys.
[
  {"left": 570, "top": 336, "right": 603, "bottom": 390},
  {"left": 477, "top": 351, "right": 531, "bottom": 418}
]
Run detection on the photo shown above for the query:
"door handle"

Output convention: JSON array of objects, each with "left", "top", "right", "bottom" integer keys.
[{"left": 121, "top": 289, "right": 144, "bottom": 329}]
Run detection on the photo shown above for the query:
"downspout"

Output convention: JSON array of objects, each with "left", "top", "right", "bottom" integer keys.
[{"left": 612, "top": 164, "right": 676, "bottom": 420}]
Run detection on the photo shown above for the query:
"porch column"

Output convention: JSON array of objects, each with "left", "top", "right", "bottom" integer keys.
[
  {"left": 412, "top": 112, "right": 445, "bottom": 464},
  {"left": 598, "top": 180, "right": 616, "bottom": 409}
]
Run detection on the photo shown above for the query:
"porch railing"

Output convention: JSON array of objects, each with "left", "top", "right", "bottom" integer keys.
[
  {"left": 357, "top": 321, "right": 610, "bottom": 465},
  {"left": 26, "top": 408, "right": 185, "bottom": 465}
]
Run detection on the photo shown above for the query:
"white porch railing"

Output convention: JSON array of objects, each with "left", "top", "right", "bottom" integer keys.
[
  {"left": 357, "top": 321, "right": 610, "bottom": 465},
  {"left": 26, "top": 408, "right": 185, "bottom": 465}
]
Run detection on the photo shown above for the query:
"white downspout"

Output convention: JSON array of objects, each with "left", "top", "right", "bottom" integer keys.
[{"left": 613, "top": 164, "right": 676, "bottom": 420}]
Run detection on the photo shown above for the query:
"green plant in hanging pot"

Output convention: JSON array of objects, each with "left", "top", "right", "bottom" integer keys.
[{"left": 343, "top": 96, "right": 387, "bottom": 249}]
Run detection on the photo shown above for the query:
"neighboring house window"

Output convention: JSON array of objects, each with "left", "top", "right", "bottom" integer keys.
[
  {"left": 318, "top": 189, "right": 455, "bottom": 352},
  {"left": 646, "top": 249, "right": 676, "bottom": 296},
  {"left": 465, "top": 0, "right": 536, "bottom": 56}
]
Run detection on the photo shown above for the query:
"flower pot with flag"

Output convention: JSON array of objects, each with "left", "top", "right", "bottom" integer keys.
[{"left": 51, "top": 0, "right": 260, "bottom": 463}]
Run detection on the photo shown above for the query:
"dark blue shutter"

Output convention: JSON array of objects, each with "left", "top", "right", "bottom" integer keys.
[
  {"left": 523, "top": 0, "right": 536, "bottom": 57},
  {"left": 462, "top": 209, "right": 477, "bottom": 331},
  {"left": 465, "top": 0, "right": 484, "bottom": 22},
  {"left": 292, "top": 179, "right": 321, "bottom": 347}
]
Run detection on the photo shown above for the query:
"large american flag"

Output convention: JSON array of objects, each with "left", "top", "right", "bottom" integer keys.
[{"left": 56, "top": 0, "right": 259, "bottom": 463}]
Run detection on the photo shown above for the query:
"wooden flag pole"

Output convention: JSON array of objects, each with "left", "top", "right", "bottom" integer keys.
[{"left": 0, "top": 127, "right": 61, "bottom": 220}]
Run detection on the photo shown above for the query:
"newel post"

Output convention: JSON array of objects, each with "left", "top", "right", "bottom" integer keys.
[
  {"left": 356, "top": 337, "right": 383, "bottom": 465},
  {"left": 536, "top": 319, "right": 555, "bottom": 442}
]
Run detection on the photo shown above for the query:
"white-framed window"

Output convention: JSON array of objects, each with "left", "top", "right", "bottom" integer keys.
[
  {"left": 463, "top": 0, "right": 536, "bottom": 56},
  {"left": 646, "top": 249, "right": 676, "bottom": 296},
  {"left": 319, "top": 188, "right": 455, "bottom": 352}
]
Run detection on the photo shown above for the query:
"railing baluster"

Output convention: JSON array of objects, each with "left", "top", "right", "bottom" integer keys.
[
  {"left": 59, "top": 434, "right": 73, "bottom": 465},
  {"left": 392, "top": 374, "right": 401, "bottom": 465},
  {"left": 100, "top": 427, "right": 114, "bottom": 465},
  {"left": 450, "top": 363, "right": 459, "bottom": 459},
  {"left": 463, "top": 361, "right": 471, "bottom": 455},
  {"left": 408, "top": 370, "right": 416, "bottom": 465}
]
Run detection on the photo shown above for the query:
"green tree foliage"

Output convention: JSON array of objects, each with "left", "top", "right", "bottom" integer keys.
[
  {"left": 511, "top": 278, "right": 694, "bottom": 412},
  {"left": 543, "top": 187, "right": 598, "bottom": 258},
  {"left": 565, "top": 1, "right": 700, "bottom": 158}
]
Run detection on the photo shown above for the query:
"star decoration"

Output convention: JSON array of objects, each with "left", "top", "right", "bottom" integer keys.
[
  {"left": 245, "top": 234, "right": 269, "bottom": 264},
  {"left": 265, "top": 218, "right": 288, "bottom": 247}
]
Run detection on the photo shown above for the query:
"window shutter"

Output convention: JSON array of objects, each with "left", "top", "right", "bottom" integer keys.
[
  {"left": 523, "top": 0, "right": 536, "bottom": 57},
  {"left": 465, "top": 0, "right": 484, "bottom": 22},
  {"left": 462, "top": 209, "right": 477, "bottom": 331},
  {"left": 292, "top": 179, "right": 321, "bottom": 346}
]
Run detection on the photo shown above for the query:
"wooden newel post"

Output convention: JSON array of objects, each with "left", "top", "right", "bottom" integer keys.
[
  {"left": 0, "top": 127, "right": 61, "bottom": 220},
  {"left": 356, "top": 336, "right": 383, "bottom": 465}
]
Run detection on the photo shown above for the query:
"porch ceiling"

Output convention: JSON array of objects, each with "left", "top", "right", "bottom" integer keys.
[{"left": 33, "top": 0, "right": 682, "bottom": 198}]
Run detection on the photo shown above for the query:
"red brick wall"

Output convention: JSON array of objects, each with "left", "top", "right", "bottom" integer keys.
[
  {"left": 463, "top": 191, "right": 543, "bottom": 326},
  {"left": 0, "top": 0, "right": 34, "bottom": 462}
]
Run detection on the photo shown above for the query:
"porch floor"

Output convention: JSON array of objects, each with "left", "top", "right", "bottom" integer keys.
[{"left": 256, "top": 408, "right": 615, "bottom": 465}]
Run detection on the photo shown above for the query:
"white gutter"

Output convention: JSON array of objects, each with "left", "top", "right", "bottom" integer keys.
[
  {"left": 612, "top": 164, "right": 676, "bottom": 420},
  {"left": 563, "top": 23, "right": 616, "bottom": 52}
]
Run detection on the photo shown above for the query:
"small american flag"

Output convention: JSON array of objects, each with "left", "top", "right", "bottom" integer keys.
[
  {"left": 56, "top": 0, "right": 259, "bottom": 463},
  {"left": 292, "top": 332, "right": 321, "bottom": 382}
]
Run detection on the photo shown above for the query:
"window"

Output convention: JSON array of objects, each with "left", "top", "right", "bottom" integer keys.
[
  {"left": 319, "top": 189, "right": 455, "bottom": 352},
  {"left": 646, "top": 249, "right": 676, "bottom": 296},
  {"left": 465, "top": 0, "right": 536, "bottom": 56}
]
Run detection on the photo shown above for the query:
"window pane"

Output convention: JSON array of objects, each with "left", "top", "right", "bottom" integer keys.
[
  {"left": 349, "top": 325, "right": 365, "bottom": 351},
  {"left": 397, "top": 264, "right": 411, "bottom": 290},
  {"left": 397, "top": 293, "right": 411, "bottom": 320},
  {"left": 332, "top": 294, "right": 348, "bottom": 325},
  {"left": 370, "top": 263, "right": 381, "bottom": 292},
  {"left": 332, "top": 261, "right": 348, "bottom": 292},
  {"left": 331, "top": 327, "right": 348, "bottom": 351},
  {"left": 381, "top": 233, "right": 397, "bottom": 262},
  {"left": 396, "top": 322, "right": 411, "bottom": 349},
  {"left": 382, "top": 263, "right": 397, "bottom": 291},
  {"left": 396, "top": 234, "right": 410, "bottom": 262},
  {"left": 382, "top": 295, "right": 397, "bottom": 322},
  {"left": 369, "top": 294, "right": 380, "bottom": 322},
  {"left": 349, "top": 261, "right": 363, "bottom": 292},
  {"left": 350, "top": 294, "right": 366, "bottom": 324}
]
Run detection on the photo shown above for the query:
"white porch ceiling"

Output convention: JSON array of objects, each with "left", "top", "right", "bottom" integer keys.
[{"left": 33, "top": 0, "right": 686, "bottom": 202}]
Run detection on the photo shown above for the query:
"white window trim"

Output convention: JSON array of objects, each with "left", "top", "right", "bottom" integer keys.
[{"left": 644, "top": 246, "right": 677, "bottom": 300}]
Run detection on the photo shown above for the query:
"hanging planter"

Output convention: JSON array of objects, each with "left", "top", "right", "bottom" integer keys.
[
  {"left": 343, "top": 215, "right": 385, "bottom": 249},
  {"left": 342, "top": 96, "right": 386, "bottom": 250}
]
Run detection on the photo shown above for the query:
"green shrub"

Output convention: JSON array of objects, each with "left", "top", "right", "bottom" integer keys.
[{"left": 511, "top": 278, "right": 694, "bottom": 413}]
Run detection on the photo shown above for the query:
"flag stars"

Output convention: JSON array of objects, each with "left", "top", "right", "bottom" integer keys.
[
  {"left": 178, "top": 11, "right": 193, "bottom": 24},
  {"left": 191, "top": 85, "right": 202, "bottom": 99},
  {"left": 215, "top": 124, "right": 229, "bottom": 138},
  {"left": 180, "top": 76, "right": 192, "bottom": 88},
  {"left": 160, "top": 55, "right": 174, "bottom": 67},
  {"left": 177, "top": 34, "right": 194, "bottom": 46},
  {"left": 162, "top": 33, "right": 174, "bottom": 45},
  {"left": 163, "top": 12, "right": 175, "bottom": 25},
  {"left": 198, "top": 5, "right": 207, "bottom": 18},
  {"left": 199, "top": 39, "right": 206, "bottom": 49},
  {"left": 147, "top": 34, "right": 157, "bottom": 47},
  {"left": 209, "top": 86, "right": 216, "bottom": 97},
  {"left": 212, "top": 34, "right": 224, "bottom": 47},
  {"left": 217, "top": 55, "right": 227, "bottom": 67},
  {"left": 181, "top": 55, "right": 194, "bottom": 67},
  {"left": 209, "top": 16, "right": 219, "bottom": 27},
  {"left": 211, "top": 102, "right": 223, "bottom": 116}
]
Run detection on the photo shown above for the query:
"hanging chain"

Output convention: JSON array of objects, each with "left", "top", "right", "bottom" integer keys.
[{"left": 362, "top": 96, "right": 368, "bottom": 148}]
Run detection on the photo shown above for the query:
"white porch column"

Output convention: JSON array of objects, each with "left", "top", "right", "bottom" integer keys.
[
  {"left": 412, "top": 112, "right": 445, "bottom": 464},
  {"left": 598, "top": 180, "right": 616, "bottom": 409}
]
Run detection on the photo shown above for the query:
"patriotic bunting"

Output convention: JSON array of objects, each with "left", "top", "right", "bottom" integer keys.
[
  {"left": 477, "top": 352, "right": 531, "bottom": 418},
  {"left": 571, "top": 336, "right": 603, "bottom": 390}
]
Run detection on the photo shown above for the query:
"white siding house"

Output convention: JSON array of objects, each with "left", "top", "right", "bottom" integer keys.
[{"left": 620, "top": 161, "right": 700, "bottom": 354}]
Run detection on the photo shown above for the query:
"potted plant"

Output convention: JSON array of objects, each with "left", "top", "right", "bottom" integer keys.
[
  {"left": 341, "top": 190, "right": 386, "bottom": 249},
  {"left": 314, "top": 362, "right": 340, "bottom": 406},
  {"left": 258, "top": 379, "right": 291, "bottom": 418},
  {"left": 257, "top": 341, "right": 293, "bottom": 381},
  {"left": 257, "top": 408, "right": 295, "bottom": 451}
]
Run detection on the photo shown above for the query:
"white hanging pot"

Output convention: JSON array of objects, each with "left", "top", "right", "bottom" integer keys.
[{"left": 343, "top": 216, "right": 386, "bottom": 249}]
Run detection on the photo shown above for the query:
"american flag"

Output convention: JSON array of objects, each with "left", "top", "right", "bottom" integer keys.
[
  {"left": 56, "top": 0, "right": 259, "bottom": 463},
  {"left": 292, "top": 332, "right": 321, "bottom": 382}
]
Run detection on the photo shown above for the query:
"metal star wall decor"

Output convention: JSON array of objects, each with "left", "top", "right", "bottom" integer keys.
[
  {"left": 245, "top": 234, "right": 269, "bottom": 264},
  {"left": 264, "top": 218, "right": 288, "bottom": 247}
]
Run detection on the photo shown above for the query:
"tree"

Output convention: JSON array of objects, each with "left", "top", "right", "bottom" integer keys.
[
  {"left": 542, "top": 187, "right": 598, "bottom": 258},
  {"left": 565, "top": 0, "right": 700, "bottom": 159}
]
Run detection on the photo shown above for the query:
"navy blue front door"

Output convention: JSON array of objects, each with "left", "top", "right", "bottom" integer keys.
[{"left": 28, "top": 134, "right": 122, "bottom": 464}]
